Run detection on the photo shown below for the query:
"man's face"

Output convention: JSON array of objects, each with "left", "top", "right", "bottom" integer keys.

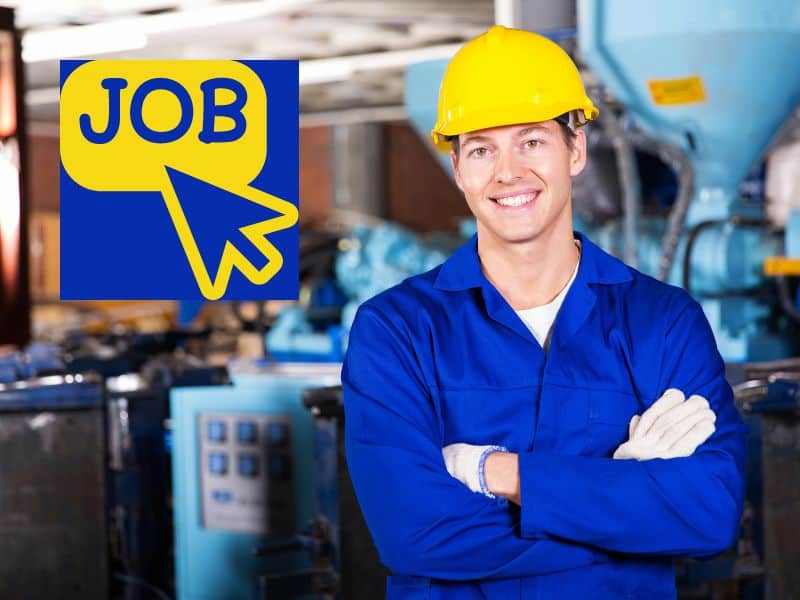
[{"left": 451, "top": 120, "right": 586, "bottom": 246}]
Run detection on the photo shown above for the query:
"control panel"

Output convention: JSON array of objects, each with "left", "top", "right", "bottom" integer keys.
[{"left": 198, "top": 412, "right": 293, "bottom": 534}]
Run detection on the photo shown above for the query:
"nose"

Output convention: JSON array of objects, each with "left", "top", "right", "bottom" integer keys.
[{"left": 493, "top": 148, "right": 525, "bottom": 184}]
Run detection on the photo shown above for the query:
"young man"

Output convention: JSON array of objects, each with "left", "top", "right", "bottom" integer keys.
[{"left": 342, "top": 26, "right": 747, "bottom": 599}]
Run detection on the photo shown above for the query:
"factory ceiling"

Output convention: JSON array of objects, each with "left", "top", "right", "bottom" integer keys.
[{"left": 9, "top": 0, "right": 494, "bottom": 123}]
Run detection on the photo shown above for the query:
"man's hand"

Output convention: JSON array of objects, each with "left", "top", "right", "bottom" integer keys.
[{"left": 613, "top": 388, "right": 716, "bottom": 460}]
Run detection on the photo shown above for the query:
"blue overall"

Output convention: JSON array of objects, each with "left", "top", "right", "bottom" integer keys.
[{"left": 342, "top": 232, "right": 747, "bottom": 599}]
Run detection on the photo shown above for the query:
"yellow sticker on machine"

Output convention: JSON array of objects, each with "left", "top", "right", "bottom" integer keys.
[{"left": 648, "top": 75, "right": 706, "bottom": 105}]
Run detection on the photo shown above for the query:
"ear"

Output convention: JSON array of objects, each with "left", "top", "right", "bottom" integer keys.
[
  {"left": 450, "top": 151, "right": 464, "bottom": 192},
  {"left": 569, "top": 129, "right": 587, "bottom": 177}
]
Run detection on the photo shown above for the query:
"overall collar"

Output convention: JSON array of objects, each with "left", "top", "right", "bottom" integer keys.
[
  {"left": 433, "top": 230, "right": 633, "bottom": 351},
  {"left": 434, "top": 230, "right": 632, "bottom": 292}
]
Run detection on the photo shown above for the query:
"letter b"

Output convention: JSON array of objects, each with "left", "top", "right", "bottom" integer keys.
[{"left": 199, "top": 78, "right": 247, "bottom": 144}]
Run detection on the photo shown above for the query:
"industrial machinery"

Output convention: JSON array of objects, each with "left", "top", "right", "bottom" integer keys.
[
  {"left": 265, "top": 223, "right": 448, "bottom": 361},
  {"left": 733, "top": 363, "right": 800, "bottom": 600},
  {"left": 171, "top": 362, "right": 340, "bottom": 600},
  {"left": 298, "top": 384, "right": 387, "bottom": 600},
  {"left": 106, "top": 356, "right": 230, "bottom": 600},
  {"left": 576, "top": 0, "right": 800, "bottom": 362},
  {"left": 230, "top": 384, "right": 387, "bottom": 600},
  {"left": 0, "top": 374, "right": 108, "bottom": 599}
]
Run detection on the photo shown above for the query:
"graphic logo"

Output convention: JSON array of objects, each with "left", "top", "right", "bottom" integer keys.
[{"left": 60, "top": 60, "right": 298, "bottom": 300}]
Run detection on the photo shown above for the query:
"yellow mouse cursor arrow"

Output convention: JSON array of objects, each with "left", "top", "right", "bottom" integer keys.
[{"left": 162, "top": 166, "right": 298, "bottom": 300}]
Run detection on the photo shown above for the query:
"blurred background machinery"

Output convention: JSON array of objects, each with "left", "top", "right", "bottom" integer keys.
[
  {"left": 0, "top": 374, "right": 107, "bottom": 599},
  {"left": 171, "top": 362, "right": 339, "bottom": 600}
]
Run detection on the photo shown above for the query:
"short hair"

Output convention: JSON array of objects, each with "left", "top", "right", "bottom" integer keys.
[{"left": 448, "top": 112, "right": 577, "bottom": 161}]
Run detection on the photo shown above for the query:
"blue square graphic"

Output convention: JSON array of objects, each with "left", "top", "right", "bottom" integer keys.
[{"left": 59, "top": 60, "right": 299, "bottom": 300}]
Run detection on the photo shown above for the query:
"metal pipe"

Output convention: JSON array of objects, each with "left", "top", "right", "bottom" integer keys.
[
  {"left": 595, "top": 97, "right": 640, "bottom": 267},
  {"left": 626, "top": 131, "right": 695, "bottom": 281}
]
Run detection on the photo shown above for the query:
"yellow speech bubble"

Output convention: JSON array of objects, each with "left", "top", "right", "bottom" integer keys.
[
  {"left": 60, "top": 60, "right": 298, "bottom": 301},
  {"left": 61, "top": 60, "right": 266, "bottom": 191}
]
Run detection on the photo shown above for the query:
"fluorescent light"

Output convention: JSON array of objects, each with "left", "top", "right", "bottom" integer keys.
[
  {"left": 298, "top": 43, "right": 462, "bottom": 85},
  {"left": 26, "top": 42, "right": 463, "bottom": 108},
  {"left": 136, "top": 0, "right": 316, "bottom": 35},
  {"left": 21, "top": 0, "right": 316, "bottom": 63},
  {"left": 23, "top": 23, "right": 146, "bottom": 62}
]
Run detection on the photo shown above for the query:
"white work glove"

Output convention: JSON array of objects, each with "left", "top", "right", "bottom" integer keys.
[
  {"left": 613, "top": 388, "right": 716, "bottom": 460},
  {"left": 442, "top": 442, "right": 506, "bottom": 497}
]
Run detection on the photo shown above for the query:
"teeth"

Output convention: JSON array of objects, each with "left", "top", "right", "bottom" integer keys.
[{"left": 495, "top": 193, "right": 536, "bottom": 207}]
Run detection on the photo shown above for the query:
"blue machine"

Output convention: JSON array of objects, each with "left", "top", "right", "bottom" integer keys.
[
  {"left": 265, "top": 223, "right": 447, "bottom": 360},
  {"left": 576, "top": 0, "right": 800, "bottom": 362},
  {"left": 171, "top": 362, "right": 340, "bottom": 600}
]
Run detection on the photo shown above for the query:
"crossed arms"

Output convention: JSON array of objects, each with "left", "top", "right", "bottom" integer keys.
[{"left": 342, "top": 301, "right": 747, "bottom": 580}]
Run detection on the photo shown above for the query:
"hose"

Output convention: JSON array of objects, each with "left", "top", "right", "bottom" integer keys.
[
  {"left": 681, "top": 219, "right": 726, "bottom": 295},
  {"left": 624, "top": 131, "right": 695, "bottom": 282},
  {"left": 595, "top": 97, "right": 641, "bottom": 267},
  {"left": 776, "top": 275, "right": 800, "bottom": 324}
]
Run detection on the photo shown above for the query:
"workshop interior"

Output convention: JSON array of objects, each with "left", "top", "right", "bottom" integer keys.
[{"left": 1, "top": 0, "right": 799, "bottom": 598}]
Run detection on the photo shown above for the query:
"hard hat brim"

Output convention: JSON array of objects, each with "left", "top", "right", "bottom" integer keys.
[{"left": 431, "top": 102, "right": 599, "bottom": 153}]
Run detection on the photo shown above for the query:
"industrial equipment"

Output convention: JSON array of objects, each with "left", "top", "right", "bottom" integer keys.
[
  {"left": 246, "top": 384, "right": 386, "bottom": 600},
  {"left": 300, "top": 384, "right": 386, "bottom": 599},
  {"left": 734, "top": 363, "right": 800, "bottom": 600},
  {"left": 106, "top": 357, "right": 230, "bottom": 600},
  {"left": 265, "top": 223, "right": 448, "bottom": 360},
  {"left": 576, "top": 0, "right": 800, "bottom": 362},
  {"left": 0, "top": 374, "right": 108, "bottom": 598},
  {"left": 171, "top": 361, "right": 340, "bottom": 600}
]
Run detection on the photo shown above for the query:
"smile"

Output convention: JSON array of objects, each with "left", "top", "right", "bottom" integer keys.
[{"left": 490, "top": 191, "right": 539, "bottom": 207}]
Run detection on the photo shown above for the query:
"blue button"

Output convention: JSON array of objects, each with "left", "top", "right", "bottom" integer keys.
[
  {"left": 207, "top": 420, "right": 227, "bottom": 443},
  {"left": 238, "top": 453, "right": 259, "bottom": 477},
  {"left": 267, "top": 422, "right": 289, "bottom": 447},
  {"left": 212, "top": 489, "right": 233, "bottom": 503},
  {"left": 237, "top": 421, "right": 258, "bottom": 444},
  {"left": 208, "top": 452, "right": 228, "bottom": 475}
]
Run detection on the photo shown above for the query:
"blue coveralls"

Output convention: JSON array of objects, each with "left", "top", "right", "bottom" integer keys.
[{"left": 342, "top": 231, "right": 747, "bottom": 599}]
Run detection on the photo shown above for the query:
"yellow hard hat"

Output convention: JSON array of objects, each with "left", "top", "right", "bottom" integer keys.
[{"left": 431, "top": 25, "right": 599, "bottom": 152}]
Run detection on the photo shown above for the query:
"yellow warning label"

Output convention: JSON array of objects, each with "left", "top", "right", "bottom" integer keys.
[
  {"left": 764, "top": 257, "right": 800, "bottom": 277},
  {"left": 648, "top": 75, "right": 706, "bottom": 106}
]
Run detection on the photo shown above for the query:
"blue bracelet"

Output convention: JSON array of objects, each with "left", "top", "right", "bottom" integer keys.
[{"left": 478, "top": 445, "right": 508, "bottom": 499}]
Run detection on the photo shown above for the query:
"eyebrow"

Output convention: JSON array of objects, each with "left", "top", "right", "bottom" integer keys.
[
  {"left": 517, "top": 125, "right": 552, "bottom": 137},
  {"left": 460, "top": 135, "right": 492, "bottom": 147},
  {"left": 461, "top": 126, "right": 552, "bottom": 147}
]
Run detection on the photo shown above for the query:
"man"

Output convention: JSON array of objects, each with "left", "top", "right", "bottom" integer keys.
[{"left": 342, "top": 26, "right": 747, "bottom": 599}]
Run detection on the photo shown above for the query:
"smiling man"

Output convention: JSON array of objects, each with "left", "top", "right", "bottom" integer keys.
[{"left": 342, "top": 26, "right": 747, "bottom": 599}]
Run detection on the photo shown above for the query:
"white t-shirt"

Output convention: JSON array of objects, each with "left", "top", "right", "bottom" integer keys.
[{"left": 515, "top": 240, "right": 581, "bottom": 352}]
